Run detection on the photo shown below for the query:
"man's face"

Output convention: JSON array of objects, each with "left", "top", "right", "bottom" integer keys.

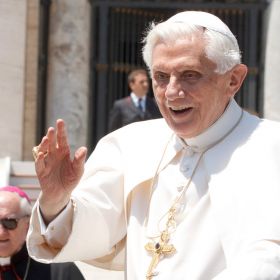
[
  {"left": 129, "top": 73, "right": 149, "bottom": 97},
  {"left": 0, "top": 193, "right": 29, "bottom": 257},
  {"left": 151, "top": 34, "right": 246, "bottom": 138}
]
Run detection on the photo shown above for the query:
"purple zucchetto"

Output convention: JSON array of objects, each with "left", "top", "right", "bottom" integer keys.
[{"left": 0, "top": 186, "right": 31, "bottom": 204}]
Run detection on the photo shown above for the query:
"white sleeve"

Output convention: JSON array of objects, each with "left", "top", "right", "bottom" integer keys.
[
  {"left": 37, "top": 200, "right": 74, "bottom": 248},
  {"left": 212, "top": 240, "right": 280, "bottom": 280},
  {"left": 27, "top": 133, "right": 126, "bottom": 263}
]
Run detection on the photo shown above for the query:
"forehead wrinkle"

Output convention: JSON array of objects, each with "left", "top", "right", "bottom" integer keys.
[
  {"left": 0, "top": 193, "right": 21, "bottom": 217},
  {"left": 152, "top": 55, "right": 207, "bottom": 74},
  {"left": 152, "top": 47, "right": 217, "bottom": 76},
  {"left": 152, "top": 37, "right": 208, "bottom": 70}
]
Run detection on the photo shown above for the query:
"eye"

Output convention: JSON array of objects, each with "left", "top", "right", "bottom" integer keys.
[
  {"left": 181, "top": 71, "right": 202, "bottom": 82},
  {"left": 154, "top": 72, "right": 169, "bottom": 82}
]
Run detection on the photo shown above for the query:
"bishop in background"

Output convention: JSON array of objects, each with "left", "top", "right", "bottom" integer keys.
[{"left": 0, "top": 186, "right": 85, "bottom": 280}]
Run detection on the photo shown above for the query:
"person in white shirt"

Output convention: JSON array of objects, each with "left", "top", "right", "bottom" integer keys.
[{"left": 27, "top": 11, "right": 280, "bottom": 280}]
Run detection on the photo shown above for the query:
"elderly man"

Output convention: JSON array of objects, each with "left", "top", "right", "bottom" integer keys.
[
  {"left": 27, "top": 11, "right": 280, "bottom": 280},
  {"left": 108, "top": 68, "right": 161, "bottom": 132},
  {"left": 0, "top": 186, "right": 85, "bottom": 279}
]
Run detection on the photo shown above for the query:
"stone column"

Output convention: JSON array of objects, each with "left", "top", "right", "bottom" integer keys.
[
  {"left": 46, "top": 0, "right": 91, "bottom": 154},
  {"left": 0, "top": 0, "right": 27, "bottom": 160},
  {"left": 23, "top": 0, "right": 40, "bottom": 160},
  {"left": 263, "top": 0, "right": 280, "bottom": 121}
]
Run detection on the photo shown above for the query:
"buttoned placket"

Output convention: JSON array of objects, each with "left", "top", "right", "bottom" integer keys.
[{"left": 146, "top": 144, "right": 202, "bottom": 236}]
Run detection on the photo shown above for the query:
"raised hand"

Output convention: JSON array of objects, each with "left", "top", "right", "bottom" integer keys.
[{"left": 32, "top": 119, "right": 87, "bottom": 223}]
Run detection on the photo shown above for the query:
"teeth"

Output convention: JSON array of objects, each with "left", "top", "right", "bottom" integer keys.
[{"left": 170, "top": 105, "right": 189, "bottom": 111}]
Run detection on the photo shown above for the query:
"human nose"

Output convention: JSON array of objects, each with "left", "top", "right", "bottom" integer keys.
[
  {"left": 143, "top": 81, "right": 149, "bottom": 88},
  {"left": 0, "top": 224, "right": 7, "bottom": 234},
  {"left": 165, "top": 77, "right": 185, "bottom": 101}
]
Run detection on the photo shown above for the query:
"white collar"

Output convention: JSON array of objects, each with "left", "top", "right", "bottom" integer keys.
[
  {"left": 131, "top": 92, "right": 146, "bottom": 103},
  {"left": 175, "top": 98, "right": 242, "bottom": 152},
  {"left": 0, "top": 256, "right": 11, "bottom": 266}
]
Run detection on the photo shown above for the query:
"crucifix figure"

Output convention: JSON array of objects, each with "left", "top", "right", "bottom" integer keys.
[{"left": 145, "top": 230, "right": 176, "bottom": 279}]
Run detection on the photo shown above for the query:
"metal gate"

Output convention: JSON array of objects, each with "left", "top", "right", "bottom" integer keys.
[{"left": 89, "top": 0, "right": 268, "bottom": 148}]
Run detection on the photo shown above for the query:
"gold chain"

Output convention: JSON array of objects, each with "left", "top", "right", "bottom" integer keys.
[{"left": 144, "top": 109, "right": 244, "bottom": 279}]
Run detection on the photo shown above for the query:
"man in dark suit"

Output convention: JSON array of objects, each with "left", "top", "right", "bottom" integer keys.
[{"left": 108, "top": 68, "right": 161, "bottom": 132}]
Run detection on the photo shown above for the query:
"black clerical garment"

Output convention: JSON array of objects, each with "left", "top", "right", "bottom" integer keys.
[{"left": 0, "top": 243, "right": 85, "bottom": 280}]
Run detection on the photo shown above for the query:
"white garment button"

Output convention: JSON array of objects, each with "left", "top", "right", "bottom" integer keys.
[
  {"left": 177, "top": 185, "right": 184, "bottom": 192},
  {"left": 180, "top": 165, "right": 190, "bottom": 172},
  {"left": 185, "top": 148, "right": 194, "bottom": 157}
]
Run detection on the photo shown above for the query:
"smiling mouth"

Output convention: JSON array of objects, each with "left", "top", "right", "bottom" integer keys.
[
  {"left": 169, "top": 105, "right": 193, "bottom": 114},
  {"left": 0, "top": 240, "right": 9, "bottom": 243}
]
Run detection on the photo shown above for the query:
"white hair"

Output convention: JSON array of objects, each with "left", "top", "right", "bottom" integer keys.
[
  {"left": 0, "top": 189, "right": 32, "bottom": 217},
  {"left": 19, "top": 196, "right": 32, "bottom": 217},
  {"left": 142, "top": 11, "right": 241, "bottom": 74}
]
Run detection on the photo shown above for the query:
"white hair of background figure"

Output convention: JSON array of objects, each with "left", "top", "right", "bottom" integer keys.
[
  {"left": 19, "top": 196, "right": 32, "bottom": 217},
  {"left": 142, "top": 11, "right": 241, "bottom": 75}
]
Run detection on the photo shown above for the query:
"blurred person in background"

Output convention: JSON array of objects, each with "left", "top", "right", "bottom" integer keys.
[
  {"left": 0, "top": 186, "right": 85, "bottom": 280},
  {"left": 108, "top": 68, "right": 161, "bottom": 132}
]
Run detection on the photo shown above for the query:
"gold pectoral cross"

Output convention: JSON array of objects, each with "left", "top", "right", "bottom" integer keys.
[{"left": 145, "top": 230, "right": 176, "bottom": 279}]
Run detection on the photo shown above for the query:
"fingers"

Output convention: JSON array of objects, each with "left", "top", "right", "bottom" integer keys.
[
  {"left": 34, "top": 135, "right": 50, "bottom": 172},
  {"left": 33, "top": 120, "right": 63, "bottom": 170},
  {"left": 37, "top": 119, "right": 69, "bottom": 155},
  {"left": 35, "top": 150, "right": 46, "bottom": 171},
  {"left": 35, "top": 128, "right": 54, "bottom": 154},
  {"left": 72, "top": 147, "right": 88, "bottom": 176},
  {"left": 33, "top": 119, "right": 73, "bottom": 169},
  {"left": 47, "top": 127, "right": 56, "bottom": 154},
  {"left": 74, "top": 146, "right": 87, "bottom": 163},
  {"left": 56, "top": 119, "right": 70, "bottom": 154}
]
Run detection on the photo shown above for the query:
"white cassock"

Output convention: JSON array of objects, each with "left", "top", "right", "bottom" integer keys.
[{"left": 27, "top": 98, "right": 280, "bottom": 279}]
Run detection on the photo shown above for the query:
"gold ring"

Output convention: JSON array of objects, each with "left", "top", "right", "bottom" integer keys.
[{"left": 32, "top": 146, "right": 39, "bottom": 160}]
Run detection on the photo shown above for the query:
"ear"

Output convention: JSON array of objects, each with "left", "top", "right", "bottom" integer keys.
[
  {"left": 23, "top": 218, "right": 30, "bottom": 230},
  {"left": 129, "top": 81, "right": 135, "bottom": 90},
  {"left": 228, "top": 64, "right": 248, "bottom": 97}
]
